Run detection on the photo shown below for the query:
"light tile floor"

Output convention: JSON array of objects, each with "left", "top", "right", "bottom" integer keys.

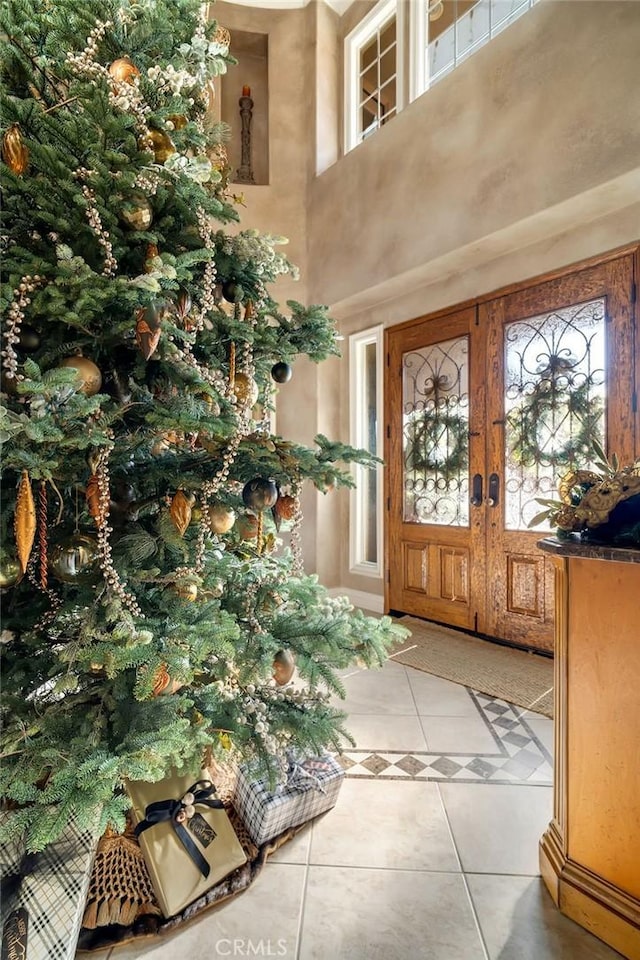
[{"left": 105, "top": 659, "right": 623, "bottom": 960}]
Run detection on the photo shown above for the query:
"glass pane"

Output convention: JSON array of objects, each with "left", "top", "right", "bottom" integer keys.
[
  {"left": 429, "top": 24, "right": 455, "bottom": 80},
  {"left": 457, "top": 0, "right": 490, "bottom": 59},
  {"left": 360, "top": 62, "right": 378, "bottom": 103},
  {"left": 360, "top": 95, "right": 379, "bottom": 139},
  {"left": 380, "top": 17, "right": 396, "bottom": 54},
  {"left": 360, "top": 34, "right": 377, "bottom": 71},
  {"left": 379, "top": 77, "right": 397, "bottom": 116},
  {"left": 504, "top": 297, "right": 606, "bottom": 531},
  {"left": 403, "top": 336, "right": 470, "bottom": 526},
  {"left": 491, "top": 0, "right": 528, "bottom": 34},
  {"left": 364, "top": 341, "right": 378, "bottom": 563},
  {"left": 379, "top": 45, "right": 396, "bottom": 87}
]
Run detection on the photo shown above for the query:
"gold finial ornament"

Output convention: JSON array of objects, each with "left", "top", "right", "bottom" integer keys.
[{"left": 2, "top": 124, "right": 29, "bottom": 176}]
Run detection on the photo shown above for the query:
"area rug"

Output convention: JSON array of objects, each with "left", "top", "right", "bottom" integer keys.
[{"left": 390, "top": 617, "right": 554, "bottom": 718}]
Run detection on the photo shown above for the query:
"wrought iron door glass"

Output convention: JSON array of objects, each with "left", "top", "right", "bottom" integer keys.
[
  {"left": 503, "top": 297, "right": 606, "bottom": 530},
  {"left": 403, "top": 335, "right": 470, "bottom": 525}
]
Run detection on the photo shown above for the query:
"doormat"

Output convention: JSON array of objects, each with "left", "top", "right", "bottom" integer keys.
[{"left": 390, "top": 617, "right": 554, "bottom": 718}]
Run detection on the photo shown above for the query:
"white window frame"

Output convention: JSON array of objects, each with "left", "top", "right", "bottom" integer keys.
[
  {"left": 409, "top": 0, "right": 427, "bottom": 102},
  {"left": 349, "top": 325, "right": 384, "bottom": 578},
  {"left": 344, "top": 0, "right": 404, "bottom": 154}
]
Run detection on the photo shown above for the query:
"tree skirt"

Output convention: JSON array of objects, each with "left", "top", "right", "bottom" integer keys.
[{"left": 77, "top": 771, "right": 299, "bottom": 952}]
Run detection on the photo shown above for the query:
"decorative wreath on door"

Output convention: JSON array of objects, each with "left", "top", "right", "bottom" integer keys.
[
  {"left": 405, "top": 408, "right": 468, "bottom": 478},
  {"left": 506, "top": 373, "right": 603, "bottom": 470}
]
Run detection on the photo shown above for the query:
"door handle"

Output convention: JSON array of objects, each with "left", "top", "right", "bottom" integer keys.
[
  {"left": 470, "top": 473, "right": 483, "bottom": 507},
  {"left": 487, "top": 473, "right": 500, "bottom": 507}
]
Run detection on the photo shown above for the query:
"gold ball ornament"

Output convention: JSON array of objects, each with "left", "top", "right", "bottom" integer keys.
[
  {"left": 0, "top": 555, "right": 23, "bottom": 593},
  {"left": 49, "top": 533, "right": 100, "bottom": 584},
  {"left": 143, "top": 127, "right": 176, "bottom": 165},
  {"left": 169, "top": 581, "right": 198, "bottom": 602},
  {"left": 272, "top": 649, "right": 296, "bottom": 686},
  {"left": 119, "top": 192, "right": 153, "bottom": 231},
  {"left": 57, "top": 356, "right": 102, "bottom": 396},
  {"left": 108, "top": 57, "right": 140, "bottom": 84},
  {"left": 2, "top": 124, "right": 29, "bottom": 176},
  {"left": 208, "top": 504, "right": 236, "bottom": 535},
  {"left": 233, "top": 372, "right": 259, "bottom": 408}
]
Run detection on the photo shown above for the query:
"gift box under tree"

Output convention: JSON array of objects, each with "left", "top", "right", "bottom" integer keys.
[
  {"left": 233, "top": 753, "right": 345, "bottom": 846},
  {"left": 0, "top": 812, "right": 98, "bottom": 960},
  {"left": 127, "top": 769, "right": 247, "bottom": 918}
]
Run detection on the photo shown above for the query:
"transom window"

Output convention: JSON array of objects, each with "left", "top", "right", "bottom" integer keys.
[{"left": 413, "top": 0, "right": 536, "bottom": 92}]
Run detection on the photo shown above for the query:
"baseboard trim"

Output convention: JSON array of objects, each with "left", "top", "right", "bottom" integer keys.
[
  {"left": 326, "top": 587, "right": 384, "bottom": 614},
  {"left": 540, "top": 826, "right": 640, "bottom": 959}
]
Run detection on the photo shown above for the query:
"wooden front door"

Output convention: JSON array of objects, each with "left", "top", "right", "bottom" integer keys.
[{"left": 385, "top": 251, "right": 637, "bottom": 652}]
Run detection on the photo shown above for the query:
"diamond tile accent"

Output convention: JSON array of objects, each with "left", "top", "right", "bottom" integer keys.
[
  {"left": 395, "top": 756, "right": 428, "bottom": 776},
  {"left": 430, "top": 757, "right": 464, "bottom": 778},
  {"left": 503, "top": 730, "right": 531, "bottom": 748},
  {"left": 493, "top": 717, "right": 519, "bottom": 731},
  {"left": 361, "top": 754, "right": 391, "bottom": 774},
  {"left": 466, "top": 758, "right": 498, "bottom": 779},
  {"left": 336, "top": 754, "right": 356, "bottom": 770},
  {"left": 484, "top": 703, "right": 510, "bottom": 716}
]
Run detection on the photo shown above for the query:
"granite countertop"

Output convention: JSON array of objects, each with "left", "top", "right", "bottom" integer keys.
[{"left": 537, "top": 536, "right": 640, "bottom": 564}]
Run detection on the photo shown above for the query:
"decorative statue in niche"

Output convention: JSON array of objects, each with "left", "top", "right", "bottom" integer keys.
[{"left": 236, "top": 85, "right": 255, "bottom": 184}]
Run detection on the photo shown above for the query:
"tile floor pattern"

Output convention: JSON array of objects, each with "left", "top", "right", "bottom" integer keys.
[{"left": 104, "top": 660, "right": 623, "bottom": 960}]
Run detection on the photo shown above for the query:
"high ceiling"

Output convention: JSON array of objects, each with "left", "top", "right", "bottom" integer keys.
[{"left": 223, "top": 0, "right": 357, "bottom": 14}]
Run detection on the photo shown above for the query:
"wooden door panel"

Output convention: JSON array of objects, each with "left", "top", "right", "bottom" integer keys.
[
  {"left": 439, "top": 546, "right": 470, "bottom": 604},
  {"left": 402, "top": 541, "right": 427, "bottom": 593},
  {"left": 505, "top": 552, "right": 545, "bottom": 619}
]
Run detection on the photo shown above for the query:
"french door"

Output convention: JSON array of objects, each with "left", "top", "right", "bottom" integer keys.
[{"left": 385, "top": 251, "right": 637, "bottom": 652}]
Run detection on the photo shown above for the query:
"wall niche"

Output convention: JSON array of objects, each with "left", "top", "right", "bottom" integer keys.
[{"left": 221, "top": 30, "right": 269, "bottom": 186}]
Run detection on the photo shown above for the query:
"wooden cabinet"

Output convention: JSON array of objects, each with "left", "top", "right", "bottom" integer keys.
[{"left": 538, "top": 538, "right": 640, "bottom": 960}]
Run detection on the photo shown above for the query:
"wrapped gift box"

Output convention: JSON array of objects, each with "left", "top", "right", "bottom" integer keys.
[
  {"left": 233, "top": 753, "right": 345, "bottom": 846},
  {"left": 0, "top": 811, "right": 98, "bottom": 960},
  {"left": 127, "top": 770, "right": 247, "bottom": 918}
]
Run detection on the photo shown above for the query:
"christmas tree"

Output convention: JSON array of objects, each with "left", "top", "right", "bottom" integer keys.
[{"left": 0, "top": 0, "right": 404, "bottom": 851}]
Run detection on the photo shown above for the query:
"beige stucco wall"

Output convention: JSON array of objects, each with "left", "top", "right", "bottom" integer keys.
[
  {"left": 307, "top": 0, "right": 640, "bottom": 311},
  {"left": 212, "top": 0, "right": 640, "bottom": 597}
]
